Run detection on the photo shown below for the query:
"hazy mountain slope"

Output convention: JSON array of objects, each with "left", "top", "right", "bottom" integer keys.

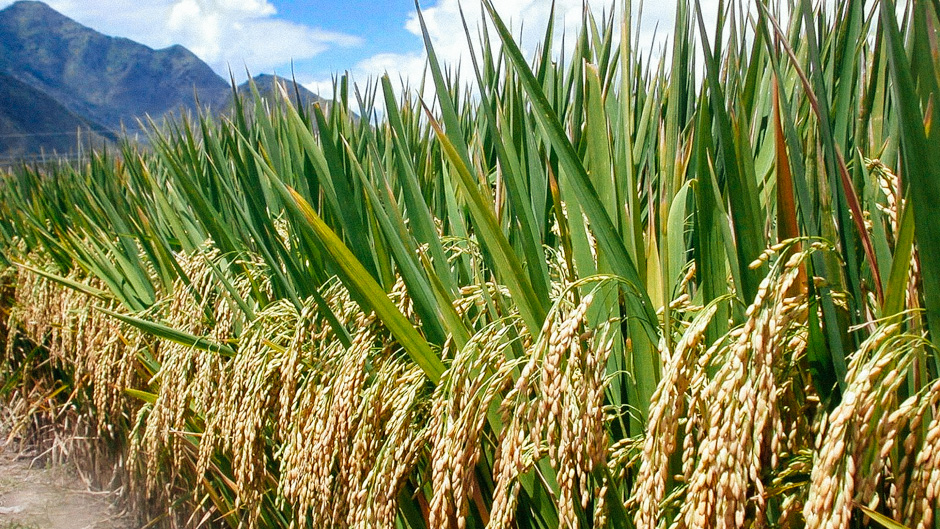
[
  {"left": 237, "top": 74, "right": 326, "bottom": 106},
  {"left": 0, "top": 1, "right": 330, "bottom": 161},
  {"left": 0, "top": 70, "right": 110, "bottom": 162},
  {"left": 0, "top": 1, "right": 230, "bottom": 130}
]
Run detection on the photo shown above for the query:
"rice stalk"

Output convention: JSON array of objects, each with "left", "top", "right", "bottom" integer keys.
[{"left": 0, "top": 1, "right": 938, "bottom": 528}]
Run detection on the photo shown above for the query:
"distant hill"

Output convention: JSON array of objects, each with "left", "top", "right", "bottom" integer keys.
[
  {"left": 0, "top": 1, "right": 230, "bottom": 131},
  {"left": 0, "top": 70, "right": 111, "bottom": 163},
  {"left": 0, "top": 1, "right": 328, "bottom": 162},
  {"left": 237, "top": 74, "right": 327, "bottom": 109}
]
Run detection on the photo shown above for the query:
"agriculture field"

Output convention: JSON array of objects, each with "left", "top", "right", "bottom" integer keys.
[{"left": 0, "top": 0, "right": 938, "bottom": 527}]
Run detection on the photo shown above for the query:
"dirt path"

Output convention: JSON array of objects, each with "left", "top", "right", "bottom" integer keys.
[{"left": 0, "top": 440, "right": 134, "bottom": 529}]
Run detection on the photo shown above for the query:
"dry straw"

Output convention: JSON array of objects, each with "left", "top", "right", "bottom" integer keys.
[{"left": 1, "top": 1, "right": 939, "bottom": 527}]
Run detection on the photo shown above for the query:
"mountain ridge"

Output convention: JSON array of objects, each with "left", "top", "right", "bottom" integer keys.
[
  {"left": 0, "top": 70, "right": 112, "bottom": 163},
  {"left": 0, "top": 0, "right": 231, "bottom": 130},
  {"left": 0, "top": 1, "right": 325, "bottom": 161}
]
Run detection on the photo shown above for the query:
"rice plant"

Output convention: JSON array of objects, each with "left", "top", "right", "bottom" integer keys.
[{"left": 0, "top": 0, "right": 938, "bottom": 528}]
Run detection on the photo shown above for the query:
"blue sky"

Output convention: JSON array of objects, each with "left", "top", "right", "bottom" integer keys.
[
  {"left": 272, "top": 0, "right": 423, "bottom": 78},
  {"left": 0, "top": 0, "right": 705, "bottom": 96}
]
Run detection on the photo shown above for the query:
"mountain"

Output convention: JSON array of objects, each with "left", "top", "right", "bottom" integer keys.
[
  {"left": 0, "top": 1, "right": 329, "bottom": 162},
  {"left": 0, "top": 70, "right": 111, "bottom": 163},
  {"left": 0, "top": 0, "right": 231, "bottom": 132},
  {"left": 239, "top": 74, "right": 326, "bottom": 108}
]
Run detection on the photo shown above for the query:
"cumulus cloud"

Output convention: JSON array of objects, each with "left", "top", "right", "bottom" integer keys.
[
  {"left": 161, "top": 0, "right": 361, "bottom": 75},
  {"left": 306, "top": 0, "right": 721, "bottom": 102},
  {"left": 305, "top": 1, "right": 609, "bottom": 102},
  {"left": 403, "top": 0, "right": 601, "bottom": 66},
  {"left": 0, "top": 0, "right": 362, "bottom": 80},
  {"left": 305, "top": 50, "right": 428, "bottom": 103},
  {"left": 0, "top": 0, "right": 728, "bottom": 100}
]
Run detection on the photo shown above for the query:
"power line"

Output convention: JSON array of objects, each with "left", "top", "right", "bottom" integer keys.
[
  {"left": 0, "top": 127, "right": 149, "bottom": 139},
  {"left": 0, "top": 153, "right": 97, "bottom": 165}
]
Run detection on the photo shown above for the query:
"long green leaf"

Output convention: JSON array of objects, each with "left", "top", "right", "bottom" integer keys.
[
  {"left": 880, "top": 0, "right": 940, "bottom": 345},
  {"left": 481, "top": 0, "right": 658, "bottom": 339},
  {"left": 96, "top": 306, "right": 236, "bottom": 357},
  {"left": 283, "top": 186, "right": 445, "bottom": 383}
]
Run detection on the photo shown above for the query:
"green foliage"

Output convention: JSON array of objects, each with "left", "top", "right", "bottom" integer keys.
[{"left": 0, "top": 1, "right": 938, "bottom": 528}]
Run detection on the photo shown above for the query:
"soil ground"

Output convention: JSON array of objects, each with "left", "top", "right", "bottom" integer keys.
[{"left": 0, "top": 438, "right": 134, "bottom": 529}]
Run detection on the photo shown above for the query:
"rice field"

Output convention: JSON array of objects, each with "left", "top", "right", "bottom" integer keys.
[{"left": 0, "top": 0, "right": 938, "bottom": 527}]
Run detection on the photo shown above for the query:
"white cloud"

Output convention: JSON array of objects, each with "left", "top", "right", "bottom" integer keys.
[
  {"left": 0, "top": 0, "right": 362, "bottom": 80},
  {"left": 305, "top": 1, "right": 614, "bottom": 102},
  {"left": 160, "top": 0, "right": 361, "bottom": 76},
  {"left": 305, "top": 0, "right": 723, "bottom": 103},
  {"left": 305, "top": 50, "right": 427, "bottom": 97},
  {"left": 403, "top": 0, "right": 596, "bottom": 65},
  {"left": 0, "top": 0, "right": 731, "bottom": 100}
]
